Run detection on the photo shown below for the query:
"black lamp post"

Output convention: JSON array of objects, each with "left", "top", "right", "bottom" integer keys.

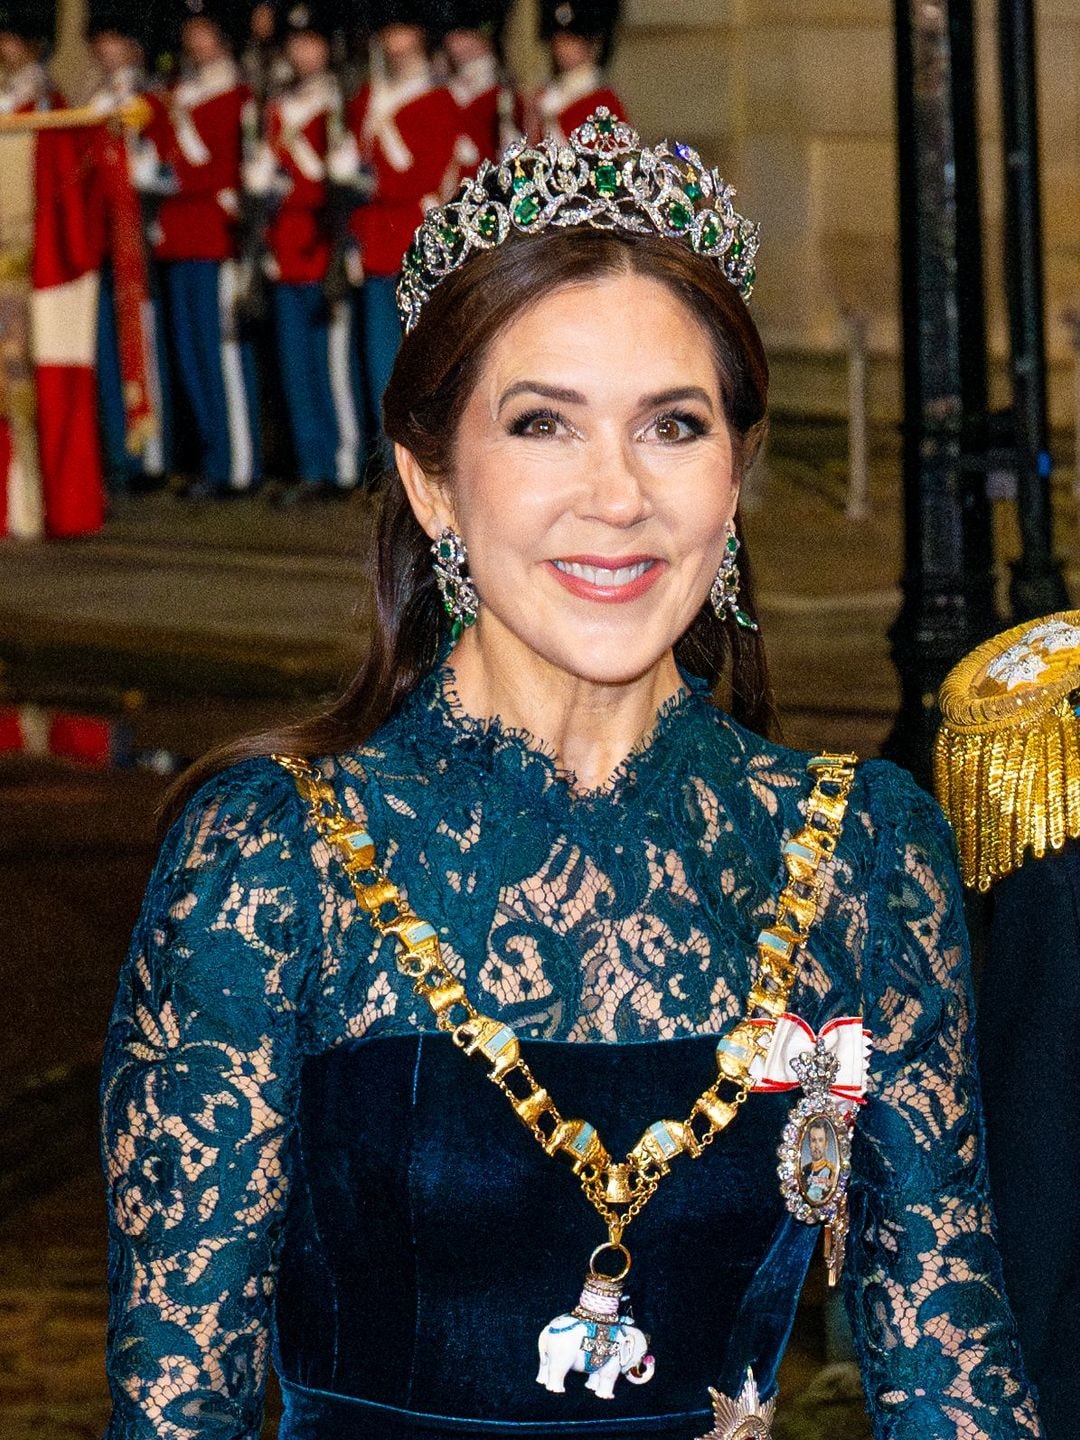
[
  {"left": 996, "top": 0, "right": 1068, "bottom": 619},
  {"left": 888, "top": 0, "right": 998, "bottom": 780}
]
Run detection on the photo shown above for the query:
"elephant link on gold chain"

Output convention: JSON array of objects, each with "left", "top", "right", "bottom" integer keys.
[{"left": 275, "top": 748, "right": 856, "bottom": 1396}]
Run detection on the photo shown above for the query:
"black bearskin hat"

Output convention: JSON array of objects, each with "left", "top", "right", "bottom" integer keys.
[
  {"left": 281, "top": 0, "right": 340, "bottom": 40},
  {"left": 177, "top": 0, "right": 248, "bottom": 49},
  {"left": 540, "top": 0, "right": 619, "bottom": 64},
  {"left": 0, "top": 0, "right": 53, "bottom": 44}
]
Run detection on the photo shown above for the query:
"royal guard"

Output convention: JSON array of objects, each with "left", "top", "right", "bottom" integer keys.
[
  {"left": 440, "top": 0, "right": 515, "bottom": 169},
  {"left": 528, "top": 0, "right": 625, "bottom": 144},
  {"left": 137, "top": 0, "right": 260, "bottom": 496},
  {"left": 0, "top": 1, "right": 106, "bottom": 540},
  {"left": 240, "top": 1, "right": 291, "bottom": 106},
  {"left": 936, "top": 612, "right": 1080, "bottom": 1440},
  {"left": 85, "top": 2, "right": 171, "bottom": 494},
  {"left": 342, "top": 1, "right": 463, "bottom": 434},
  {"left": 244, "top": 0, "right": 364, "bottom": 495}
]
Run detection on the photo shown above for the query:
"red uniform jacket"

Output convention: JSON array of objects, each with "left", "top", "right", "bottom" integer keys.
[
  {"left": 346, "top": 75, "right": 462, "bottom": 278},
  {"left": 450, "top": 55, "right": 511, "bottom": 168},
  {"left": 143, "top": 59, "right": 250, "bottom": 262},
  {"left": 262, "top": 76, "right": 340, "bottom": 284},
  {"left": 527, "top": 67, "right": 627, "bottom": 145},
  {"left": 554, "top": 86, "right": 625, "bottom": 140}
]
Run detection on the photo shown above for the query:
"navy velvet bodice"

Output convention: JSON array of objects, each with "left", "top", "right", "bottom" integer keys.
[
  {"left": 99, "top": 666, "right": 1043, "bottom": 1438},
  {"left": 273, "top": 1035, "right": 813, "bottom": 1436}
]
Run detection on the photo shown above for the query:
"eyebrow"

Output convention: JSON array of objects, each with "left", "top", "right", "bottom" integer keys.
[
  {"left": 497, "top": 381, "right": 586, "bottom": 412},
  {"left": 496, "top": 381, "right": 715, "bottom": 414}
]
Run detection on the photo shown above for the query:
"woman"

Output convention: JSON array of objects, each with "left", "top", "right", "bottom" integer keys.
[{"left": 99, "top": 113, "right": 1041, "bottom": 1439}]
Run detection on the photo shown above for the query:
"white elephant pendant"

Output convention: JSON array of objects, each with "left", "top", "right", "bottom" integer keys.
[{"left": 536, "top": 1249, "right": 655, "bottom": 1400}]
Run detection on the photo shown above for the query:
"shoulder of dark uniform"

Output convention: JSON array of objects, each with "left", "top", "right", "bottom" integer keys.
[{"left": 935, "top": 611, "right": 1080, "bottom": 890}]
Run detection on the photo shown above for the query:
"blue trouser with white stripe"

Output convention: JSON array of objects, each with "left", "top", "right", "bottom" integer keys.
[
  {"left": 274, "top": 282, "right": 364, "bottom": 488},
  {"left": 163, "top": 259, "right": 260, "bottom": 491},
  {"left": 96, "top": 261, "right": 171, "bottom": 488}
]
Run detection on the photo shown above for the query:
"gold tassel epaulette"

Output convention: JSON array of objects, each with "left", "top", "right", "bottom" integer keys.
[{"left": 935, "top": 611, "right": 1080, "bottom": 891}]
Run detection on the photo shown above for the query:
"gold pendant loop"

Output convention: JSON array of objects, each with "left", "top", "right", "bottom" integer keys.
[{"left": 588, "top": 1240, "right": 632, "bottom": 1284}]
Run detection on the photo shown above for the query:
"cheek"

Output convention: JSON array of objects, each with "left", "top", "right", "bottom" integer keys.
[
  {"left": 651, "top": 453, "right": 738, "bottom": 554},
  {"left": 453, "top": 454, "right": 574, "bottom": 559}
]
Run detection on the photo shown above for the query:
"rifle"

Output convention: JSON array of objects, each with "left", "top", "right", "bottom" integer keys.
[
  {"left": 322, "top": 96, "right": 372, "bottom": 308},
  {"left": 235, "top": 98, "right": 277, "bottom": 327}
]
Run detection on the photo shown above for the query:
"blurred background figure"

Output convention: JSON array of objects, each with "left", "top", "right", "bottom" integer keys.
[
  {"left": 0, "top": 0, "right": 104, "bottom": 540},
  {"left": 84, "top": 1, "right": 170, "bottom": 496},
  {"left": 440, "top": 0, "right": 515, "bottom": 168},
  {"left": 0, "top": 0, "right": 53, "bottom": 111},
  {"left": 244, "top": 0, "right": 365, "bottom": 500},
  {"left": 528, "top": 0, "right": 624, "bottom": 143},
  {"left": 84, "top": 2, "right": 150, "bottom": 110},
  {"left": 138, "top": 0, "right": 260, "bottom": 498},
  {"left": 342, "top": 1, "right": 461, "bottom": 447},
  {"left": 0, "top": 0, "right": 55, "bottom": 540},
  {"left": 240, "top": 0, "right": 290, "bottom": 105}
]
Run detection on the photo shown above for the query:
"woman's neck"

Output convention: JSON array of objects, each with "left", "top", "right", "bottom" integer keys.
[{"left": 445, "top": 624, "right": 685, "bottom": 792}]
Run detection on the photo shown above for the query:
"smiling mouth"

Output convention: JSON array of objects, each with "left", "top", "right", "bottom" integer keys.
[
  {"left": 547, "top": 556, "right": 664, "bottom": 603},
  {"left": 552, "top": 559, "right": 654, "bottom": 587}
]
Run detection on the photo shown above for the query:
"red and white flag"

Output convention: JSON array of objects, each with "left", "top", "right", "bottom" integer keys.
[{"left": 0, "top": 101, "right": 105, "bottom": 540}]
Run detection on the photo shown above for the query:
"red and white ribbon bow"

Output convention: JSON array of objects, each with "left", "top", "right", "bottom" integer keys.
[{"left": 750, "top": 1014, "right": 870, "bottom": 1106}]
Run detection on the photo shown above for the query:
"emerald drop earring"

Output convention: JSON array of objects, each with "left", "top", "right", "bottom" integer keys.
[
  {"left": 710, "top": 525, "right": 758, "bottom": 630},
  {"left": 431, "top": 528, "right": 480, "bottom": 641}
]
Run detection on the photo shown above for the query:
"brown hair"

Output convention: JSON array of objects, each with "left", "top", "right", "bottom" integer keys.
[{"left": 162, "top": 228, "right": 776, "bottom": 830}]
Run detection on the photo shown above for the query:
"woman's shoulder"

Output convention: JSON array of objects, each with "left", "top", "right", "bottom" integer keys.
[
  {"left": 709, "top": 709, "right": 955, "bottom": 864},
  {"left": 172, "top": 753, "right": 306, "bottom": 828},
  {"left": 161, "top": 753, "right": 329, "bottom": 874}
]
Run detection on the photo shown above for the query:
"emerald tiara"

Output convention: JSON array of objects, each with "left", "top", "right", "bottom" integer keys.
[{"left": 396, "top": 108, "right": 760, "bottom": 334}]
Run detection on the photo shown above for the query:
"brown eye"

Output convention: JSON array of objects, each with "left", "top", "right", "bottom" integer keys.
[
  {"left": 509, "top": 408, "right": 565, "bottom": 438},
  {"left": 645, "top": 411, "right": 707, "bottom": 443}
]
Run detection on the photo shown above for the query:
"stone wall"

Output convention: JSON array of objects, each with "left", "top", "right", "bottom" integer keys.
[{"left": 602, "top": 0, "right": 1080, "bottom": 427}]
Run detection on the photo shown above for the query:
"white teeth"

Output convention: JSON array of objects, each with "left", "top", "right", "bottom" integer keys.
[{"left": 553, "top": 560, "right": 652, "bottom": 587}]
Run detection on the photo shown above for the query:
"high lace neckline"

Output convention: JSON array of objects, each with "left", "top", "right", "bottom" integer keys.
[{"left": 401, "top": 661, "right": 718, "bottom": 807}]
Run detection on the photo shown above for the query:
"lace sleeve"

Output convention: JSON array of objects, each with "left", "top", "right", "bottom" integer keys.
[
  {"left": 99, "top": 760, "right": 322, "bottom": 1439},
  {"left": 843, "top": 763, "right": 1042, "bottom": 1440}
]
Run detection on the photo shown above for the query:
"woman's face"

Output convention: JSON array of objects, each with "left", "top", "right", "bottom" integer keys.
[{"left": 401, "top": 271, "right": 739, "bottom": 689}]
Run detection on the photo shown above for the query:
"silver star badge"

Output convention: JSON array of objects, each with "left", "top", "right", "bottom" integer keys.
[{"left": 695, "top": 1368, "right": 776, "bottom": 1440}]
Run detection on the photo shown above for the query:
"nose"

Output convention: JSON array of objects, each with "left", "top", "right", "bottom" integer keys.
[{"left": 576, "top": 438, "right": 652, "bottom": 527}]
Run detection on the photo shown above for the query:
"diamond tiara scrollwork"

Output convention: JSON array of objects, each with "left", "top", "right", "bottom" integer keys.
[{"left": 396, "top": 107, "right": 760, "bottom": 333}]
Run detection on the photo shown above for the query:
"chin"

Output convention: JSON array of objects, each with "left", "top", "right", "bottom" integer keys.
[{"left": 539, "top": 636, "right": 677, "bottom": 689}]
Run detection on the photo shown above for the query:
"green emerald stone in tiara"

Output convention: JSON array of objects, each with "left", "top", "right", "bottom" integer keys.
[{"left": 396, "top": 107, "right": 760, "bottom": 334}]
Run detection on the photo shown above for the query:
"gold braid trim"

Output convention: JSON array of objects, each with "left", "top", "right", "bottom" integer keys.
[{"left": 935, "top": 610, "right": 1080, "bottom": 891}]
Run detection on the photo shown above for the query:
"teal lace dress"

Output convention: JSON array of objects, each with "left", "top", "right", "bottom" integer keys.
[{"left": 99, "top": 668, "right": 1042, "bottom": 1439}]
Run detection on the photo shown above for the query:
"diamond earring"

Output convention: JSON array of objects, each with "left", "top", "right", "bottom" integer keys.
[
  {"left": 710, "top": 526, "right": 758, "bottom": 629},
  {"left": 431, "top": 527, "right": 479, "bottom": 640}
]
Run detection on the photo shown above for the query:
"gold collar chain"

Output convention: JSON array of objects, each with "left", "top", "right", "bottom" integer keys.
[{"left": 275, "top": 748, "right": 856, "bottom": 1246}]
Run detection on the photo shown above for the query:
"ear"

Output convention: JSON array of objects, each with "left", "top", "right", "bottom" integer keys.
[{"left": 394, "top": 442, "right": 457, "bottom": 540}]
